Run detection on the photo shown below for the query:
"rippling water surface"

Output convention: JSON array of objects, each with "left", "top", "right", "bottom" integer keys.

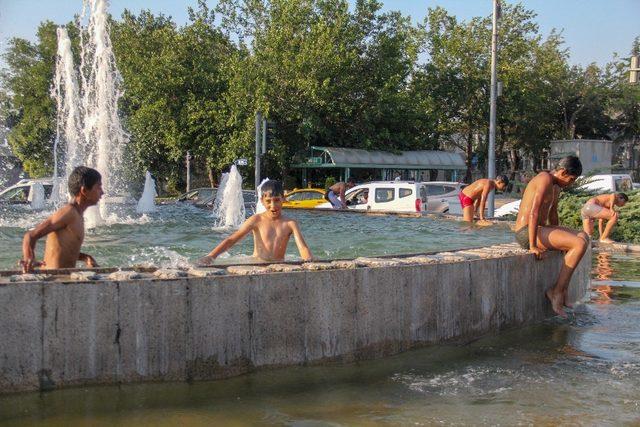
[{"left": 0, "top": 203, "right": 513, "bottom": 269}]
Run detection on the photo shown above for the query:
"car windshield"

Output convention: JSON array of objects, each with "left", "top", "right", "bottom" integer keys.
[{"left": 0, "top": 186, "right": 29, "bottom": 202}]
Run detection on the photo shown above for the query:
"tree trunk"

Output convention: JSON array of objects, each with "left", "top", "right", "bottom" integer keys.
[{"left": 208, "top": 166, "right": 216, "bottom": 188}]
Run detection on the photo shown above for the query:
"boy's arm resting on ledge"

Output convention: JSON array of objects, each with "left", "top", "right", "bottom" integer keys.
[
  {"left": 527, "top": 188, "right": 545, "bottom": 259},
  {"left": 291, "top": 220, "right": 313, "bottom": 261},
  {"left": 21, "top": 208, "right": 72, "bottom": 273},
  {"left": 205, "top": 216, "right": 256, "bottom": 259}
]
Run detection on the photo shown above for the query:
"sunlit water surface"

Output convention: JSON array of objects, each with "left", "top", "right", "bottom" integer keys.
[
  {"left": 0, "top": 203, "right": 513, "bottom": 269},
  {"left": 1, "top": 204, "right": 639, "bottom": 425}
]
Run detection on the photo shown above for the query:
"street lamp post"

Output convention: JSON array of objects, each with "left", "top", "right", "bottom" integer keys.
[{"left": 487, "top": 0, "right": 500, "bottom": 218}]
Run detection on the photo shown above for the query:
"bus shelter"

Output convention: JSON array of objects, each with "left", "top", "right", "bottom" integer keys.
[{"left": 291, "top": 146, "right": 466, "bottom": 186}]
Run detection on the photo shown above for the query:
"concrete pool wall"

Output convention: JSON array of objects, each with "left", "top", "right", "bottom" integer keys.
[{"left": 0, "top": 243, "right": 591, "bottom": 394}]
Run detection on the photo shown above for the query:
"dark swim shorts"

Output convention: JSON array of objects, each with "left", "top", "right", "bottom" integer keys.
[{"left": 515, "top": 226, "right": 529, "bottom": 250}]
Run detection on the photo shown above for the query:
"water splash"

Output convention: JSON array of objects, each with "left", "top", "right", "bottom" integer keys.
[
  {"left": 51, "top": 27, "right": 83, "bottom": 204},
  {"left": 212, "top": 165, "right": 245, "bottom": 228},
  {"left": 28, "top": 183, "right": 46, "bottom": 211},
  {"left": 136, "top": 171, "right": 157, "bottom": 214},
  {"left": 255, "top": 177, "right": 269, "bottom": 214},
  {"left": 80, "top": 0, "right": 129, "bottom": 219},
  {"left": 51, "top": 0, "right": 131, "bottom": 225}
]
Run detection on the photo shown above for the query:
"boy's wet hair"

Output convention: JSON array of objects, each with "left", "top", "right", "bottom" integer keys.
[
  {"left": 68, "top": 166, "right": 101, "bottom": 196},
  {"left": 555, "top": 156, "right": 582, "bottom": 177},
  {"left": 496, "top": 174, "right": 509, "bottom": 187},
  {"left": 616, "top": 192, "right": 629, "bottom": 202},
  {"left": 347, "top": 177, "right": 356, "bottom": 184},
  {"left": 260, "top": 180, "right": 284, "bottom": 198}
]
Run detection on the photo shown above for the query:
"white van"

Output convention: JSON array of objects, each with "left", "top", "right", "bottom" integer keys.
[
  {"left": 579, "top": 174, "right": 633, "bottom": 193},
  {"left": 316, "top": 181, "right": 428, "bottom": 213}
]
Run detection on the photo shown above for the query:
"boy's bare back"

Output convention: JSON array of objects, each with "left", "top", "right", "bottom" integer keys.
[{"left": 462, "top": 178, "right": 494, "bottom": 200}]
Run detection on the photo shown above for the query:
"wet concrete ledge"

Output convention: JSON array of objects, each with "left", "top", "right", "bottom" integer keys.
[{"left": 0, "top": 243, "right": 591, "bottom": 394}]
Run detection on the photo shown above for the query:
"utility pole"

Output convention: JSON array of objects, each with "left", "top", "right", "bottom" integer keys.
[
  {"left": 255, "top": 111, "right": 262, "bottom": 190},
  {"left": 186, "top": 151, "right": 191, "bottom": 192},
  {"left": 487, "top": 0, "right": 500, "bottom": 217}
]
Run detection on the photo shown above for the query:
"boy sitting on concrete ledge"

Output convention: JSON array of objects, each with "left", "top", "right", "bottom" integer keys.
[
  {"left": 581, "top": 192, "right": 628, "bottom": 243},
  {"left": 514, "top": 156, "right": 589, "bottom": 317},
  {"left": 21, "top": 166, "right": 103, "bottom": 273},
  {"left": 199, "top": 180, "right": 313, "bottom": 264}
]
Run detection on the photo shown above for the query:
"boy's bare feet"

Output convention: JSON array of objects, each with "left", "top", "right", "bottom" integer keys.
[
  {"left": 599, "top": 238, "right": 614, "bottom": 244},
  {"left": 476, "top": 219, "right": 493, "bottom": 227},
  {"left": 546, "top": 288, "right": 567, "bottom": 318}
]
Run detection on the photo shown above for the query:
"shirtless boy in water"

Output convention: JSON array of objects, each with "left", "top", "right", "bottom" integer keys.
[
  {"left": 21, "top": 166, "right": 103, "bottom": 273},
  {"left": 459, "top": 175, "right": 509, "bottom": 224},
  {"left": 514, "top": 156, "right": 589, "bottom": 317},
  {"left": 581, "top": 193, "right": 628, "bottom": 243},
  {"left": 201, "top": 180, "right": 313, "bottom": 263}
]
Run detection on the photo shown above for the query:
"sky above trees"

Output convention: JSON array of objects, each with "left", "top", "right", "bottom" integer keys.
[{"left": 1, "top": 0, "right": 639, "bottom": 69}]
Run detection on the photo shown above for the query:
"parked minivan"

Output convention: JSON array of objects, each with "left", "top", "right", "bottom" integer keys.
[{"left": 315, "top": 181, "right": 428, "bottom": 213}]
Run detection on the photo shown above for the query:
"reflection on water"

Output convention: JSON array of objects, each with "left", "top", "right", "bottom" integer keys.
[{"left": 1, "top": 255, "right": 640, "bottom": 425}]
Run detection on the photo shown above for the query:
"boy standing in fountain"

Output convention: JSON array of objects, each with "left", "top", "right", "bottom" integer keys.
[
  {"left": 581, "top": 192, "right": 628, "bottom": 243},
  {"left": 201, "top": 180, "right": 313, "bottom": 263},
  {"left": 514, "top": 156, "right": 589, "bottom": 317},
  {"left": 21, "top": 166, "right": 103, "bottom": 273},
  {"left": 459, "top": 175, "right": 509, "bottom": 224}
]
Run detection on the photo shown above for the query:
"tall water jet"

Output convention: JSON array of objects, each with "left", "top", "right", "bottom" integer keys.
[
  {"left": 51, "top": 27, "right": 83, "bottom": 204},
  {"left": 212, "top": 165, "right": 246, "bottom": 228},
  {"left": 79, "top": 0, "right": 129, "bottom": 224},
  {"left": 136, "top": 171, "right": 157, "bottom": 214}
]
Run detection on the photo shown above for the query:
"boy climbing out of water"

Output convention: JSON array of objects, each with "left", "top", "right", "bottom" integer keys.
[
  {"left": 200, "top": 180, "right": 313, "bottom": 263},
  {"left": 581, "top": 193, "right": 628, "bottom": 243},
  {"left": 20, "top": 166, "right": 103, "bottom": 273},
  {"left": 459, "top": 175, "right": 509, "bottom": 224},
  {"left": 515, "top": 156, "right": 589, "bottom": 317}
]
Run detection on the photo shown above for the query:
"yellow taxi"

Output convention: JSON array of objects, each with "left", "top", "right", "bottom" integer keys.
[{"left": 282, "top": 188, "right": 327, "bottom": 209}]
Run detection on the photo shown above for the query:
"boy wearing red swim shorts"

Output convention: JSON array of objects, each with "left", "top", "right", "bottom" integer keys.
[{"left": 459, "top": 175, "right": 509, "bottom": 224}]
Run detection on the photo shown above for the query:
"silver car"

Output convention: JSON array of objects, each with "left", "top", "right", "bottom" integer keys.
[{"left": 422, "top": 181, "right": 466, "bottom": 214}]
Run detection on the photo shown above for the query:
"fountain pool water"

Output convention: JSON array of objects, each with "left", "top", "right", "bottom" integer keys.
[{"left": 0, "top": 203, "right": 514, "bottom": 269}]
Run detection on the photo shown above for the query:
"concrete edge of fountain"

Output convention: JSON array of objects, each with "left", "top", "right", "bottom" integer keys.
[{"left": 0, "top": 243, "right": 591, "bottom": 394}]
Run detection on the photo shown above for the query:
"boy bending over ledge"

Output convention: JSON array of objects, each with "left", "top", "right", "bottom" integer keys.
[
  {"left": 459, "top": 175, "right": 509, "bottom": 225},
  {"left": 21, "top": 166, "right": 103, "bottom": 273},
  {"left": 581, "top": 192, "right": 628, "bottom": 243},
  {"left": 200, "top": 180, "right": 313, "bottom": 263},
  {"left": 514, "top": 156, "right": 589, "bottom": 317}
]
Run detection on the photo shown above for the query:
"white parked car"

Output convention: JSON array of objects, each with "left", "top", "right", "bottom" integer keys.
[
  {"left": 422, "top": 181, "right": 467, "bottom": 214},
  {"left": 579, "top": 174, "right": 634, "bottom": 193},
  {"left": 315, "top": 181, "right": 428, "bottom": 213},
  {"left": 0, "top": 178, "right": 54, "bottom": 204}
]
